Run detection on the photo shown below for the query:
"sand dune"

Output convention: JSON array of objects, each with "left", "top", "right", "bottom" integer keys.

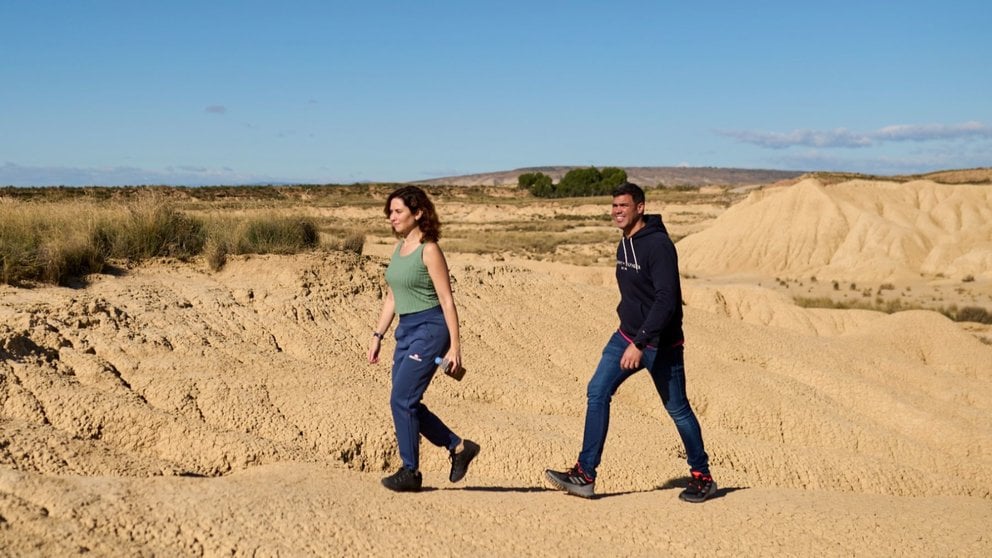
[
  {"left": 2, "top": 179, "right": 992, "bottom": 555},
  {"left": 677, "top": 178, "right": 992, "bottom": 281}
]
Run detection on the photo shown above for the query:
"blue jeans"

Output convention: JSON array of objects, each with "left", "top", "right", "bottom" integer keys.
[
  {"left": 578, "top": 330, "right": 710, "bottom": 478},
  {"left": 390, "top": 306, "right": 461, "bottom": 471}
]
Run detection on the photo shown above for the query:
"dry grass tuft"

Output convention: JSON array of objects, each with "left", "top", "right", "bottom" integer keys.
[
  {"left": 92, "top": 196, "right": 206, "bottom": 262},
  {"left": 1, "top": 196, "right": 334, "bottom": 284},
  {"left": 2, "top": 201, "right": 109, "bottom": 285}
]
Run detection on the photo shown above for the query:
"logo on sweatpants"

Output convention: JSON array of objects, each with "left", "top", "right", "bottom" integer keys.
[{"left": 408, "top": 353, "right": 423, "bottom": 362}]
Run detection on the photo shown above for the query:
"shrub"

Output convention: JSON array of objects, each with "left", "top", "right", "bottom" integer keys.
[
  {"left": 338, "top": 232, "right": 365, "bottom": 255},
  {"left": 38, "top": 237, "right": 104, "bottom": 285},
  {"left": 1, "top": 201, "right": 107, "bottom": 285},
  {"left": 1, "top": 230, "right": 39, "bottom": 285},
  {"left": 3, "top": 196, "right": 333, "bottom": 283},
  {"left": 93, "top": 199, "right": 206, "bottom": 262},
  {"left": 241, "top": 218, "right": 320, "bottom": 254},
  {"left": 205, "top": 238, "right": 229, "bottom": 271},
  {"left": 955, "top": 306, "right": 992, "bottom": 324},
  {"left": 796, "top": 296, "right": 992, "bottom": 325}
]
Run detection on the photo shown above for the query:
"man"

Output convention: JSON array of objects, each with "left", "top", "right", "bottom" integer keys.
[{"left": 545, "top": 182, "right": 716, "bottom": 502}]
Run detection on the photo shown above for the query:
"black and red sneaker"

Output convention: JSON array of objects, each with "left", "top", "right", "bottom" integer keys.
[
  {"left": 545, "top": 462, "right": 595, "bottom": 498},
  {"left": 679, "top": 470, "right": 717, "bottom": 503}
]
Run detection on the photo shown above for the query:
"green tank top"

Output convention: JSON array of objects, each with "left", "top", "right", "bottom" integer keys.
[{"left": 385, "top": 242, "right": 440, "bottom": 315}]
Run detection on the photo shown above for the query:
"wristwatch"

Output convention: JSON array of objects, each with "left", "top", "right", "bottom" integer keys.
[{"left": 634, "top": 341, "right": 646, "bottom": 350}]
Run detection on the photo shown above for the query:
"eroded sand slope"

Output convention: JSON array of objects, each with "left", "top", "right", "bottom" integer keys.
[
  {"left": 678, "top": 178, "right": 992, "bottom": 281},
  {"left": 1, "top": 248, "right": 990, "bottom": 556}
]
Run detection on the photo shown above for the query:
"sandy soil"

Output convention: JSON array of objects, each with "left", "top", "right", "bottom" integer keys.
[{"left": 2, "top": 178, "right": 991, "bottom": 556}]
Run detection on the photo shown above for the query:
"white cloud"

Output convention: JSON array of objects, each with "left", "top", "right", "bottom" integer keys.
[
  {"left": 0, "top": 162, "right": 287, "bottom": 187},
  {"left": 763, "top": 145, "right": 992, "bottom": 175},
  {"left": 719, "top": 121, "right": 992, "bottom": 149}
]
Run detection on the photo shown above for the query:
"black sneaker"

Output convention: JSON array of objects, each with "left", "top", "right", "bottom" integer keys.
[
  {"left": 449, "top": 439, "right": 481, "bottom": 482},
  {"left": 544, "top": 463, "right": 595, "bottom": 498},
  {"left": 679, "top": 470, "right": 716, "bottom": 503},
  {"left": 381, "top": 467, "right": 422, "bottom": 492}
]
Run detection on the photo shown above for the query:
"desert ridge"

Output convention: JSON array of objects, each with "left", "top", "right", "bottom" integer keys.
[{"left": 678, "top": 178, "right": 992, "bottom": 281}]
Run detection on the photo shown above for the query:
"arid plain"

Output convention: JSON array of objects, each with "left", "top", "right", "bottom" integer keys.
[{"left": 2, "top": 173, "right": 991, "bottom": 556}]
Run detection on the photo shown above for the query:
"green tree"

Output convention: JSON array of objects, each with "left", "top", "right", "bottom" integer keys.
[
  {"left": 557, "top": 167, "right": 602, "bottom": 197},
  {"left": 524, "top": 167, "right": 629, "bottom": 198},
  {"left": 518, "top": 172, "right": 554, "bottom": 197},
  {"left": 599, "top": 167, "right": 628, "bottom": 194}
]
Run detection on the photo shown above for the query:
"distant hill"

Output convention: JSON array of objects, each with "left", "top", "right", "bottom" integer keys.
[
  {"left": 808, "top": 167, "right": 992, "bottom": 185},
  {"left": 410, "top": 166, "right": 807, "bottom": 188}
]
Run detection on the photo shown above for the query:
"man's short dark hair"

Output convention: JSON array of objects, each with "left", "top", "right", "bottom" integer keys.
[{"left": 612, "top": 182, "right": 645, "bottom": 205}]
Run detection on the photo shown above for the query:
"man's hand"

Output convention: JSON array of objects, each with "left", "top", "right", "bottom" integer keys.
[{"left": 620, "top": 344, "right": 643, "bottom": 370}]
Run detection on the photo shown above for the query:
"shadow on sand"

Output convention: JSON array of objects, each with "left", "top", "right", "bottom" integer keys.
[
  {"left": 428, "top": 475, "right": 745, "bottom": 499},
  {"left": 592, "top": 475, "right": 747, "bottom": 501},
  {"left": 457, "top": 486, "right": 555, "bottom": 494}
]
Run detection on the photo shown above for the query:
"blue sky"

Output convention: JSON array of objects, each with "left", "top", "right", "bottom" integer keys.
[{"left": 2, "top": 1, "right": 990, "bottom": 186}]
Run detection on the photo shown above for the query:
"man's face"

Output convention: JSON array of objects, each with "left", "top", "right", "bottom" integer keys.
[{"left": 611, "top": 194, "right": 644, "bottom": 232}]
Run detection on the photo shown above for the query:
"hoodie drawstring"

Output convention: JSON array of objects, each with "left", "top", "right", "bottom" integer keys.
[{"left": 623, "top": 237, "right": 638, "bottom": 269}]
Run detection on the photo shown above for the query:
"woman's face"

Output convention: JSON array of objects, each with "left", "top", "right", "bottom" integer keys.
[{"left": 388, "top": 197, "right": 421, "bottom": 236}]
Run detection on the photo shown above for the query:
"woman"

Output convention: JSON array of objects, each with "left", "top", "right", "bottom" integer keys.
[{"left": 367, "top": 185, "right": 480, "bottom": 492}]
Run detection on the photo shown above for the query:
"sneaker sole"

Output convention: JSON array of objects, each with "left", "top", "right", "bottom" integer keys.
[
  {"left": 544, "top": 470, "right": 595, "bottom": 498},
  {"left": 380, "top": 480, "right": 422, "bottom": 493},
  {"left": 679, "top": 480, "right": 717, "bottom": 503}
]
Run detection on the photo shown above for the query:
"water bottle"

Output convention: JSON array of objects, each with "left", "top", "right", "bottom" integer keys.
[{"left": 435, "top": 356, "right": 466, "bottom": 381}]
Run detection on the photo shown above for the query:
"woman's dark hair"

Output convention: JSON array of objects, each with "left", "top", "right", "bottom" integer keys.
[
  {"left": 384, "top": 186, "right": 442, "bottom": 242},
  {"left": 611, "top": 182, "right": 645, "bottom": 205}
]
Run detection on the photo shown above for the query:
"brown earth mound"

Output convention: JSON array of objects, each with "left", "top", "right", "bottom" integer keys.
[{"left": 2, "top": 244, "right": 990, "bottom": 555}]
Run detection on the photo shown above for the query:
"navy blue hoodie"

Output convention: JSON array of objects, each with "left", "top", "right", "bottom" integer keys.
[{"left": 615, "top": 214, "right": 684, "bottom": 348}]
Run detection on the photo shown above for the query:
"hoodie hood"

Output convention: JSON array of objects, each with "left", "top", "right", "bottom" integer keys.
[{"left": 618, "top": 214, "right": 668, "bottom": 272}]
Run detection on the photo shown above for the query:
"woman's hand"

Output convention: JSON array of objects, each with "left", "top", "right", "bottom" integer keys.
[
  {"left": 443, "top": 347, "right": 462, "bottom": 374},
  {"left": 368, "top": 336, "right": 382, "bottom": 364}
]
